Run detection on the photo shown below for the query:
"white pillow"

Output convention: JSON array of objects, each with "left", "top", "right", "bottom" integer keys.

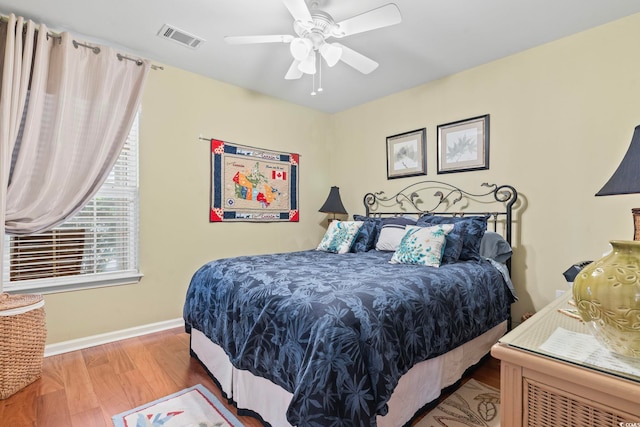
[
  {"left": 316, "top": 221, "right": 364, "bottom": 254},
  {"left": 389, "top": 224, "right": 454, "bottom": 267},
  {"left": 375, "top": 223, "right": 408, "bottom": 251}
]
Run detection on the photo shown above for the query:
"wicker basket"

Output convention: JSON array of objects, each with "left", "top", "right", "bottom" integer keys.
[{"left": 0, "top": 293, "right": 46, "bottom": 399}]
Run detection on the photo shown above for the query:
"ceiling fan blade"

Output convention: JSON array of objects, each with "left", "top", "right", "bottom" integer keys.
[
  {"left": 285, "top": 60, "right": 304, "bottom": 80},
  {"left": 333, "top": 4, "right": 402, "bottom": 38},
  {"left": 282, "top": 0, "right": 313, "bottom": 26},
  {"left": 224, "top": 35, "right": 294, "bottom": 45},
  {"left": 334, "top": 43, "right": 378, "bottom": 74}
]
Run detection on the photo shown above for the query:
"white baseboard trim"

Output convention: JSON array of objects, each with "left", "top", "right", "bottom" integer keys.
[{"left": 44, "top": 318, "right": 185, "bottom": 357}]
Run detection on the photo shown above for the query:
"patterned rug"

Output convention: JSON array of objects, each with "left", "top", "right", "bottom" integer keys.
[
  {"left": 112, "top": 384, "right": 244, "bottom": 427},
  {"left": 415, "top": 379, "right": 500, "bottom": 427}
]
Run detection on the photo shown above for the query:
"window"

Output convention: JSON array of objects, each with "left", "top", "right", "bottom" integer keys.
[{"left": 2, "top": 114, "right": 141, "bottom": 294}]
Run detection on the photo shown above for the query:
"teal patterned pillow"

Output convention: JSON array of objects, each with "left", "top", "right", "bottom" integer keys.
[
  {"left": 389, "top": 224, "right": 454, "bottom": 267},
  {"left": 317, "top": 221, "right": 364, "bottom": 254}
]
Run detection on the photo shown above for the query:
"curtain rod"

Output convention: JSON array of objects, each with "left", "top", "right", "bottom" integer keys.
[
  {"left": 117, "top": 53, "right": 164, "bottom": 70},
  {"left": 1, "top": 15, "right": 163, "bottom": 70}
]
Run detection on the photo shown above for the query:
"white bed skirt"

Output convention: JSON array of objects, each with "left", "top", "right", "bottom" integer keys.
[{"left": 191, "top": 321, "right": 506, "bottom": 427}]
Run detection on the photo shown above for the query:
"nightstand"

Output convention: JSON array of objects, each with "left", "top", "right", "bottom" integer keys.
[{"left": 491, "top": 292, "right": 640, "bottom": 426}]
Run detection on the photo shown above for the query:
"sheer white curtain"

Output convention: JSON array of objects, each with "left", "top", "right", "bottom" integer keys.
[{"left": 0, "top": 14, "right": 150, "bottom": 288}]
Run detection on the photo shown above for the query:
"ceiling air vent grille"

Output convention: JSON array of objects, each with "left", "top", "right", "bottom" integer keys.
[{"left": 157, "top": 24, "right": 205, "bottom": 49}]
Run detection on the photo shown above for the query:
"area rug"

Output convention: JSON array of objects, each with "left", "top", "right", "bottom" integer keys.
[
  {"left": 112, "top": 384, "right": 244, "bottom": 427},
  {"left": 415, "top": 379, "right": 500, "bottom": 427}
]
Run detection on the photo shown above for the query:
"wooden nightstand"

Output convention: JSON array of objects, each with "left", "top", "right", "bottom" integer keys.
[{"left": 491, "top": 292, "right": 640, "bottom": 426}]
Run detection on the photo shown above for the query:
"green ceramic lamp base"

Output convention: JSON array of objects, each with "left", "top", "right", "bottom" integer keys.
[{"left": 572, "top": 240, "right": 640, "bottom": 358}]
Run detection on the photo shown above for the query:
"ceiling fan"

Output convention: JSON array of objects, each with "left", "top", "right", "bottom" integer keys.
[{"left": 224, "top": 0, "right": 402, "bottom": 82}]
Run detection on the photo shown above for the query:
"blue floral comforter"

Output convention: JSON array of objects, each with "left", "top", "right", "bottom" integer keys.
[{"left": 183, "top": 250, "right": 514, "bottom": 427}]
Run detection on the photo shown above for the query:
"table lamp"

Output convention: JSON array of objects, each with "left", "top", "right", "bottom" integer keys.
[
  {"left": 572, "top": 124, "right": 640, "bottom": 358},
  {"left": 595, "top": 124, "right": 640, "bottom": 239},
  {"left": 319, "top": 186, "right": 347, "bottom": 223}
]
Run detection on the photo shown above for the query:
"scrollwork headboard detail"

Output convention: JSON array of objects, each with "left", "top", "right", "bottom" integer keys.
[{"left": 363, "top": 180, "right": 518, "bottom": 248}]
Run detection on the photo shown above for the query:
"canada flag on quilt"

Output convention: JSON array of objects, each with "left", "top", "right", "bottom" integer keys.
[{"left": 272, "top": 170, "right": 287, "bottom": 180}]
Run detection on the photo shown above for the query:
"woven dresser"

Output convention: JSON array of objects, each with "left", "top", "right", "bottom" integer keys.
[
  {"left": 491, "top": 292, "right": 640, "bottom": 426},
  {"left": 0, "top": 293, "right": 46, "bottom": 399}
]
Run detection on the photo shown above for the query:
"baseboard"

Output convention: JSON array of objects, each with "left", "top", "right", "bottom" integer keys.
[{"left": 44, "top": 318, "right": 185, "bottom": 357}]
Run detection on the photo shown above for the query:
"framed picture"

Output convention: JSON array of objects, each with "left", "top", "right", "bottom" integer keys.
[
  {"left": 386, "top": 128, "right": 427, "bottom": 179},
  {"left": 437, "top": 115, "right": 489, "bottom": 174}
]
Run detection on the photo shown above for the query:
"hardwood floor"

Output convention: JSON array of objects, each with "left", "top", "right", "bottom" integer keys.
[{"left": 0, "top": 327, "right": 500, "bottom": 426}]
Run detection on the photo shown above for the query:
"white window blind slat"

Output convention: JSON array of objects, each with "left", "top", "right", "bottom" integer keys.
[{"left": 2, "top": 113, "right": 141, "bottom": 293}]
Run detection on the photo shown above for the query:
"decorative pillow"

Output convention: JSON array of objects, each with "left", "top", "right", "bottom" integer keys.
[
  {"left": 350, "top": 215, "right": 382, "bottom": 253},
  {"left": 316, "top": 221, "right": 364, "bottom": 254},
  {"left": 417, "top": 216, "right": 465, "bottom": 264},
  {"left": 389, "top": 224, "right": 454, "bottom": 267},
  {"left": 417, "top": 215, "right": 489, "bottom": 262},
  {"left": 457, "top": 216, "right": 488, "bottom": 261},
  {"left": 375, "top": 217, "right": 417, "bottom": 251}
]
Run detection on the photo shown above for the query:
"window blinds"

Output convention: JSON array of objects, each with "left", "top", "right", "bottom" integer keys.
[{"left": 2, "top": 114, "right": 140, "bottom": 293}]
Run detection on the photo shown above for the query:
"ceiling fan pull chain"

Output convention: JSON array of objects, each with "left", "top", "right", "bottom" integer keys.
[
  {"left": 311, "top": 71, "right": 317, "bottom": 96},
  {"left": 318, "top": 55, "right": 323, "bottom": 93}
]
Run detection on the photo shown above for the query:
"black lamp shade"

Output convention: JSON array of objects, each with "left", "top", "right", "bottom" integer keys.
[
  {"left": 319, "top": 186, "right": 347, "bottom": 215},
  {"left": 596, "top": 125, "right": 640, "bottom": 196}
]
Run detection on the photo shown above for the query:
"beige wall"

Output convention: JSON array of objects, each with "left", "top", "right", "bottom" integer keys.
[
  {"left": 43, "top": 66, "right": 331, "bottom": 344},
  {"left": 331, "top": 13, "right": 640, "bottom": 322},
  {"left": 42, "top": 12, "right": 640, "bottom": 343}
]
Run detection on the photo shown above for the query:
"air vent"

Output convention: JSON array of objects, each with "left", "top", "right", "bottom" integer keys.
[{"left": 157, "top": 24, "right": 205, "bottom": 49}]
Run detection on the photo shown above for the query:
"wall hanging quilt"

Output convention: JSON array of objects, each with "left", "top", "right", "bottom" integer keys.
[{"left": 210, "top": 139, "right": 299, "bottom": 222}]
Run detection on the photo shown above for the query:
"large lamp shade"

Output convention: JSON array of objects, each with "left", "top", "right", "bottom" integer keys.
[
  {"left": 596, "top": 125, "right": 640, "bottom": 196},
  {"left": 319, "top": 186, "right": 347, "bottom": 220},
  {"left": 596, "top": 125, "right": 640, "bottom": 239}
]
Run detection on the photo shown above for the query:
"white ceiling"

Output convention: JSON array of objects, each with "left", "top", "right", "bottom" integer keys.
[{"left": 2, "top": 0, "right": 640, "bottom": 113}]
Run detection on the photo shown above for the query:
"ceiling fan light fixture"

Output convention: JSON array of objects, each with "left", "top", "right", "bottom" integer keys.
[
  {"left": 226, "top": 0, "right": 403, "bottom": 86},
  {"left": 290, "top": 37, "right": 313, "bottom": 61},
  {"left": 298, "top": 51, "right": 317, "bottom": 74},
  {"left": 319, "top": 43, "right": 342, "bottom": 67}
]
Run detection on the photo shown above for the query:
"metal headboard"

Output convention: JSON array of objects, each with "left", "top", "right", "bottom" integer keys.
[
  {"left": 363, "top": 181, "right": 518, "bottom": 329},
  {"left": 363, "top": 180, "right": 518, "bottom": 255}
]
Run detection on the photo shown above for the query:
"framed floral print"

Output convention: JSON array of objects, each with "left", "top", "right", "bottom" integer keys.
[
  {"left": 437, "top": 115, "right": 489, "bottom": 174},
  {"left": 386, "top": 128, "right": 427, "bottom": 179}
]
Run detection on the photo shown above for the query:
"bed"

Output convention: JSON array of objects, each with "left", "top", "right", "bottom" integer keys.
[{"left": 183, "top": 181, "right": 518, "bottom": 427}]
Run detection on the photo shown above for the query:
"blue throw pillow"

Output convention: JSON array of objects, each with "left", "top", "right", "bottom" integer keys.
[
  {"left": 350, "top": 215, "right": 380, "bottom": 252},
  {"left": 417, "top": 215, "right": 489, "bottom": 262},
  {"left": 458, "top": 216, "right": 489, "bottom": 261}
]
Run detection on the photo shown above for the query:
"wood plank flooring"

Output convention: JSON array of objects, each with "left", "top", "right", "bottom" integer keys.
[{"left": 0, "top": 327, "right": 500, "bottom": 426}]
